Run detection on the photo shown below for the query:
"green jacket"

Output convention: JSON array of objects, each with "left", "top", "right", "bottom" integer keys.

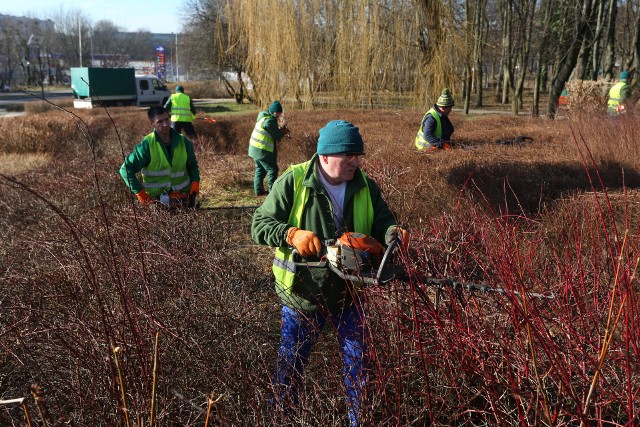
[
  {"left": 248, "top": 110, "right": 286, "bottom": 162},
  {"left": 119, "top": 129, "right": 200, "bottom": 195},
  {"left": 251, "top": 154, "right": 397, "bottom": 312}
]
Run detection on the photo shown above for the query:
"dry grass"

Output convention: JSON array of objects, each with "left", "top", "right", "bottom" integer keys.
[
  {"left": 3, "top": 102, "right": 640, "bottom": 425},
  {"left": 0, "top": 153, "right": 51, "bottom": 175},
  {"left": 24, "top": 99, "right": 75, "bottom": 114},
  {"left": 165, "top": 80, "right": 235, "bottom": 99}
]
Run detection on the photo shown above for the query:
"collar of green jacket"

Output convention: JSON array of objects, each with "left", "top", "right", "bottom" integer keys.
[{"left": 257, "top": 110, "right": 274, "bottom": 121}]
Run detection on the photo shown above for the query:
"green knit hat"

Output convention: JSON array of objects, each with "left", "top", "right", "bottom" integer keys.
[
  {"left": 317, "top": 120, "right": 364, "bottom": 155},
  {"left": 269, "top": 100, "right": 283, "bottom": 113},
  {"left": 175, "top": 85, "right": 184, "bottom": 93},
  {"left": 436, "top": 88, "right": 455, "bottom": 107},
  {"left": 620, "top": 70, "right": 630, "bottom": 81}
]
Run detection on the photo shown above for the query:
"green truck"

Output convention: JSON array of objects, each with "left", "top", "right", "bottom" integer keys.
[{"left": 71, "top": 67, "right": 171, "bottom": 108}]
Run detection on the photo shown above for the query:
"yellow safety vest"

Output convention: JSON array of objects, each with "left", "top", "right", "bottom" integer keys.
[
  {"left": 249, "top": 116, "right": 275, "bottom": 153},
  {"left": 607, "top": 81, "right": 628, "bottom": 114},
  {"left": 272, "top": 160, "right": 374, "bottom": 298},
  {"left": 415, "top": 108, "right": 442, "bottom": 150},
  {"left": 140, "top": 132, "right": 190, "bottom": 198},
  {"left": 170, "top": 93, "right": 194, "bottom": 123}
]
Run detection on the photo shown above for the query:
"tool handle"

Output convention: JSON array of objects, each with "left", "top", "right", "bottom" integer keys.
[{"left": 290, "top": 248, "right": 328, "bottom": 268}]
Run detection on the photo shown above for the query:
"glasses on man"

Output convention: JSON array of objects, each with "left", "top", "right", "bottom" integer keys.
[{"left": 335, "top": 153, "right": 364, "bottom": 160}]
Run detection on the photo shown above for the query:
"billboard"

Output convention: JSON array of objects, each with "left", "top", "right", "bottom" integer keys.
[{"left": 155, "top": 46, "right": 166, "bottom": 81}]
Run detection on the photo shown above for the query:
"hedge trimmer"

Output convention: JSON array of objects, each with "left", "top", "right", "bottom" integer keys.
[{"left": 292, "top": 232, "right": 554, "bottom": 300}]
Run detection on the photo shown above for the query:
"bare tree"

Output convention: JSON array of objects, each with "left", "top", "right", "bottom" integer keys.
[
  {"left": 532, "top": 0, "right": 555, "bottom": 116},
  {"left": 512, "top": 0, "right": 536, "bottom": 114},
  {"left": 0, "top": 18, "right": 22, "bottom": 86},
  {"left": 48, "top": 9, "right": 92, "bottom": 68},
  {"left": 182, "top": 0, "right": 249, "bottom": 101},
  {"left": 463, "top": 0, "right": 489, "bottom": 113},
  {"left": 497, "top": 0, "right": 513, "bottom": 105},
  {"left": 92, "top": 21, "right": 130, "bottom": 67},
  {"left": 546, "top": 0, "right": 597, "bottom": 118}
]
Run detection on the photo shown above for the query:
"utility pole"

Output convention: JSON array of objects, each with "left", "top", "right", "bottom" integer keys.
[
  {"left": 27, "top": 34, "right": 44, "bottom": 99},
  {"left": 175, "top": 33, "right": 179, "bottom": 83},
  {"left": 78, "top": 17, "right": 82, "bottom": 67}
]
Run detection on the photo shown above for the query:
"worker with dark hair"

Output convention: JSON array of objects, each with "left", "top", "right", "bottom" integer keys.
[
  {"left": 251, "top": 120, "right": 409, "bottom": 426},
  {"left": 119, "top": 106, "right": 200, "bottom": 207},
  {"left": 415, "top": 87, "right": 455, "bottom": 151},
  {"left": 164, "top": 85, "right": 197, "bottom": 138},
  {"left": 248, "top": 100, "right": 289, "bottom": 196},
  {"left": 607, "top": 70, "right": 631, "bottom": 116}
]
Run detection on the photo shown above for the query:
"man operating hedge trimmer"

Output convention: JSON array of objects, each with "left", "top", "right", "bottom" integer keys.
[
  {"left": 251, "top": 119, "right": 409, "bottom": 427},
  {"left": 119, "top": 106, "right": 201, "bottom": 209}
]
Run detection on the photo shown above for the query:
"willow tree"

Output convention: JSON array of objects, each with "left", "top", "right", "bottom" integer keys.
[
  {"left": 412, "top": 0, "right": 466, "bottom": 107},
  {"left": 238, "top": 0, "right": 324, "bottom": 109},
  {"left": 236, "top": 0, "right": 465, "bottom": 110}
]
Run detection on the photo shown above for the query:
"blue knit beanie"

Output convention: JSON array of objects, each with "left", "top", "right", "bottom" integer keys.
[
  {"left": 175, "top": 85, "right": 184, "bottom": 93},
  {"left": 269, "top": 100, "right": 283, "bottom": 113},
  {"left": 620, "top": 70, "right": 630, "bottom": 81},
  {"left": 317, "top": 120, "right": 364, "bottom": 155}
]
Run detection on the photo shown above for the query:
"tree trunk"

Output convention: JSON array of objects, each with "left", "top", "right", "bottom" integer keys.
[
  {"left": 603, "top": 0, "right": 618, "bottom": 81},
  {"left": 513, "top": 0, "right": 536, "bottom": 115},
  {"left": 532, "top": 0, "right": 554, "bottom": 116},
  {"left": 634, "top": 9, "right": 640, "bottom": 71},
  {"left": 590, "top": 0, "right": 607, "bottom": 80},
  {"left": 499, "top": 0, "right": 513, "bottom": 105},
  {"left": 546, "top": 0, "right": 595, "bottom": 118},
  {"left": 473, "top": 0, "right": 487, "bottom": 108}
]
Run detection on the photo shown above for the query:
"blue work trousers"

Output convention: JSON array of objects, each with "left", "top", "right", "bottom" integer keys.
[{"left": 273, "top": 304, "right": 367, "bottom": 426}]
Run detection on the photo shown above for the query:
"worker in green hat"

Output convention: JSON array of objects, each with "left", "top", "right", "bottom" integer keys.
[
  {"left": 607, "top": 70, "right": 632, "bottom": 116},
  {"left": 252, "top": 119, "right": 409, "bottom": 426},
  {"left": 415, "top": 88, "right": 455, "bottom": 151},
  {"left": 248, "top": 100, "right": 289, "bottom": 196},
  {"left": 164, "top": 85, "right": 197, "bottom": 138}
]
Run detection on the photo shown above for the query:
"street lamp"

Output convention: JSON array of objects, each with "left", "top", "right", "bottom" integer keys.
[
  {"left": 175, "top": 33, "right": 179, "bottom": 83},
  {"left": 27, "top": 33, "right": 44, "bottom": 99},
  {"left": 78, "top": 16, "right": 82, "bottom": 67}
]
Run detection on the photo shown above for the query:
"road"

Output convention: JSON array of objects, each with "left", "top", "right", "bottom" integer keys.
[
  {"left": 0, "top": 88, "right": 73, "bottom": 117},
  {"left": 0, "top": 88, "right": 72, "bottom": 105}
]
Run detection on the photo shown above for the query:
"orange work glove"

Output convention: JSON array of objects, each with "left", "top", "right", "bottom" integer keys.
[
  {"left": 385, "top": 226, "right": 410, "bottom": 253},
  {"left": 190, "top": 181, "right": 200, "bottom": 196},
  {"left": 136, "top": 190, "right": 153, "bottom": 206},
  {"left": 442, "top": 142, "right": 453, "bottom": 150},
  {"left": 286, "top": 227, "right": 322, "bottom": 258}
]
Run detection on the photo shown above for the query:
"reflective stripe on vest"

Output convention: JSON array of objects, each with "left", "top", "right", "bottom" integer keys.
[
  {"left": 170, "top": 93, "right": 194, "bottom": 123},
  {"left": 249, "top": 116, "right": 275, "bottom": 152},
  {"left": 607, "top": 81, "right": 627, "bottom": 112},
  {"left": 141, "top": 132, "right": 190, "bottom": 197},
  {"left": 415, "top": 108, "right": 442, "bottom": 150},
  {"left": 272, "top": 160, "right": 374, "bottom": 297}
]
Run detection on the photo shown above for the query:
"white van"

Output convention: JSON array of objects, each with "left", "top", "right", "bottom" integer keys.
[{"left": 135, "top": 75, "right": 171, "bottom": 107}]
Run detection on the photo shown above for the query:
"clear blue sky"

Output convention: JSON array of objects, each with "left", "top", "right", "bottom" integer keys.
[{"left": 3, "top": 0, "right": 186, "bottom": 34}]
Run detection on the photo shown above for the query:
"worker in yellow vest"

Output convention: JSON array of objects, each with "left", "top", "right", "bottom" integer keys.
[
  {"left": 248, "top": 100, "right": 289, "bottom": 196},
  {"left": 415, "top": 88, "right": 455, "bottom": 151},
  {"left": 164, "top": 85, "right": 197, "bottom": 138},
  {"left": 119, "top": 106, "right": 200, "bottom": 208},
  {"left": 607, "top": 70, "right": 631, "bottom": 116},
  {"left": 251, "top": 120, "right": 409, "bottom": 426}
]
